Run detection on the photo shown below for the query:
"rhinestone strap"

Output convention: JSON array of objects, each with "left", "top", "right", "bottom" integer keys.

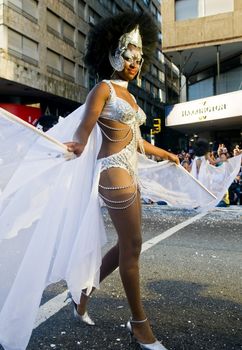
[
  {"left": 99, "top": 126, "right": 131, "bottom": 142},
  {"left": 98, "top": 119, "right": 129, "bottom": 132},
  {"left": 99, "top": 178, "right": 135, "bottom": 190},
  {"left": 100, "top": 190, "right": 137, "bottom": 210},
  {"left": 99, "top": 190, "right": 136, "bottom": 204}
]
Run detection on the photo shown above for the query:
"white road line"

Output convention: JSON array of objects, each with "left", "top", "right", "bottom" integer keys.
[
  {"left": 35, "top": 291, "right": 67, "bottom": 328},
  {"left": 35, "top": 211, "right": 208, "bottom": 328},
  {"left": 141, "top": 211, "right": 208, "bottom": 253}
]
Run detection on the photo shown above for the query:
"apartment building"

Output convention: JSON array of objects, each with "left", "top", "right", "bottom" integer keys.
[
  {"left": 0, "top": 0, "right": 178, "bottom": 140},
  {"left": 161, "top": 0, "right": 242, "bottom": 150}
]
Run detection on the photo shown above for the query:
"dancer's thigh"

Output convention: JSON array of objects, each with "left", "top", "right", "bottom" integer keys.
[{"left": 99, "top": 167, "right": 142, "bottom": 246}]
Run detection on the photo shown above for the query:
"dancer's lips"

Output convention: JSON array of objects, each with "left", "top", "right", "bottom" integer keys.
[{"left": 128, "top": 69, "right": 137, "bottom": 75}]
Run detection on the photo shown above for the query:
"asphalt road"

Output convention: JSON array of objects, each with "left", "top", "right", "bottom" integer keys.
[{"left": 2, "top": 205, "right": 242, "bottom": 350}]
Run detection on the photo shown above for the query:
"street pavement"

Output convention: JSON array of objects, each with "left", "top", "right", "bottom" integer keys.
[{"left": 2, "top": 205, "right": 242, "bottom": 350}]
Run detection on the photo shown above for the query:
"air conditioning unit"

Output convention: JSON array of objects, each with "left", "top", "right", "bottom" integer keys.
[{"left": 89, "top": 16, "right": 95, "bottom": 25}]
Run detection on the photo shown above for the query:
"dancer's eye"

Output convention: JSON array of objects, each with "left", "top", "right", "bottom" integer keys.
[{"left": 123, "top": 55, "right": 142, "bottom": 65}]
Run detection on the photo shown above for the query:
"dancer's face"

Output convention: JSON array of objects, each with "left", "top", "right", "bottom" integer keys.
[{"left": 118, "top": 44, "right": 143, "bottom": 81}]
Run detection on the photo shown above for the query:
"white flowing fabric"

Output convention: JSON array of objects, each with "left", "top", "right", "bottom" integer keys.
[
  {"left": 190, "top": 155, "right": 242, "bottom": 205},
  {"left": 0, "top": 106, "right": 216, "bottom": 350},
  {"left": 138, "top": 155, "right": 216, "bottom": 209}
]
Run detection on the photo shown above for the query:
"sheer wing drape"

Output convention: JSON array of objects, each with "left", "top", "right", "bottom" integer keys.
[
  {"left": 0, "top": 106, "right": 106, "bottom": 350},
  {"left": 138, "top": 154, "right": 216, "bottom": 210},
  {"left": 190, "top": 155, "right": 242, "bottom": 205},
  {"left": 0, "top": 105, "right": 230, "bottom": 350}
]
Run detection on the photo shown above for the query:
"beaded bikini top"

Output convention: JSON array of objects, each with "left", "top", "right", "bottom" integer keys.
[{"left": 99, "top": 80, "right": 146, "bottom": 126}]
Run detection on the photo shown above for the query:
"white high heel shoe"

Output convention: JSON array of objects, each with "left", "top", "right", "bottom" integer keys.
[
  {"left": 64, "top": 290, "right": 95, "bottom": 326},
  {"left": 126, "top": 318, "right": 168, "bottom": 350}
]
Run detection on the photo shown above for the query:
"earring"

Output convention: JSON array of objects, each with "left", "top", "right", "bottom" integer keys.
[
  {"left": 136, "top": 58, "right": 144, "bottom": 80},
  {"left": 110, "top": 69, "right": 116, "bottom": 78}
]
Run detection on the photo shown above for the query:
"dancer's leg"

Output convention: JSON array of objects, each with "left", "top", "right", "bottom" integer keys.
[{"left": 98, "top": 167, "right": 156, "bottom": 343}]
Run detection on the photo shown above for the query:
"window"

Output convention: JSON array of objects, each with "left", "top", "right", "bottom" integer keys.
[
  {"left": 157, "top": 49, "right": 165, "bottom": 64},
  {"left": 47, "top": 10, "right": 61, "bottom": 36},
  {"left": 88, "top": 8, "right": 101, "bottom": 25},
  {"left": 23, "top": 0, "right": 38, "bottom": 19},
  {"left": 77, "top": 65, "right": 88, "bottom": 87},
  {"left": 199, "top": 0, "right": 234, "bottom": 17},
  {"left": 138, "top": 98, "right": 145, "bottom": 109},
  {"left": 175, "top": 0, "right": 198, "bottom": 21},
  {"left": 8, "top": 0, "right": 38, "bottom": 21},
  {"left": 175, "top": 0, "right": 234, "bottom": 21},
  {"left": 188, "top": 77, "right": 214, "bottom": 100},
  {"left": 47, "top": 49, "right": 61, "bottom": 73},
  {"left": 22, "top": 36, "right": 38, "bottom": 60},
  {"left": 158, "top": 70, "right": 165, "bottom": 83},
  {"left": 157, "top": 12, "right": 161, "bottom": 24},
  {"left": 78, "top": 0, "right": 85, "bottom": 17},
  {"left": 141, "top": 78, "right": 146, "bottom": 90},
  {"left": 63, "top": 21, "right": 74, "bottom": 45},
  {"left": 153, "top": 86, "right": 159, "bottom": 98},
  {"left": 8, "top": 28, "right": 38, "bottom": 62},
  {"left": 217, "top": 66, "right": 242, "bottom": 95},
  {"left": 63, "top": 58, "right": 75, "bottom": 79},
  {"left": 77, "top": 31, "right": 85, "bottom": 52},
  {"left": 159, "top": 89, "right": 166, "bottom": 102},
  {"left": 151, "top": 65, "right": 158, "bottom": 77}
]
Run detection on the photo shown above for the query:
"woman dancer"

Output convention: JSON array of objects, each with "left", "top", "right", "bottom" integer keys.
[
  {"left": 0, "top": 10, "right": 218, "bottom": 350},
  {"left": 64, "top": 12, "right": 179, "bottom": 350}
]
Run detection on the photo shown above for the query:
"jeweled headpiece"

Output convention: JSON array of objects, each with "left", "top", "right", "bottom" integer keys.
[
  {"left": 109, "top": 25, "right": 143, "bottom": 72},
  {"left": 119, "top": 26, "right": 142, "bottom": 51}
]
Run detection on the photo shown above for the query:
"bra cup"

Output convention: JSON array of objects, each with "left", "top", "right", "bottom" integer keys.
[{"left": 100, "top": 81, "right": 146, "bottom": 126}]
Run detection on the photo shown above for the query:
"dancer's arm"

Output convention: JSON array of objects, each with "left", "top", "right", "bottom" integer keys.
[
  {"left": 141, "top": 139, "right": 179, "bottom": 165},
  {"left": 65, "top": 82, "right": 110, "bottom": 156}
]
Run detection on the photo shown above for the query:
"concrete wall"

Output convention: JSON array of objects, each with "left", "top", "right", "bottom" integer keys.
[
  {"left": 0, "top": 0, "right": 89, "bottom": 103},
  {"left": 162, "top": 0, "right": 242, "bottom": 52}
]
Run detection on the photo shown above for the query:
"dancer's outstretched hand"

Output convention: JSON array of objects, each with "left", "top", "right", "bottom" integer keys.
[
  {"left": 167, "top": 153, "right": 179, "bottom": 165},
  {"left": 64, "top": 142, "right": 85, "bottom": 157}
]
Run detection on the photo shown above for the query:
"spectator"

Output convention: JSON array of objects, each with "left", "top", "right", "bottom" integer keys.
[
  {"left": 181, "top": 159, "right": 191, "bottom": 172},
  {"left": 217, "top": 190, "right": 230, "bottom": 207},
  {"left": 229, "top": 175, "right": 241, "bottom": 205}
]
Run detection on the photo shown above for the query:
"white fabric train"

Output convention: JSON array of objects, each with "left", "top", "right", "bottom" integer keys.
[
  {"left": 0, "top": 106, "right": 238, "bottom": 350},
  {"left": 190, "top": 155, "right": 241, "bottom": 204}
]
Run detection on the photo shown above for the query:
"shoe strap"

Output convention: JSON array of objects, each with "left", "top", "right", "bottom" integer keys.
[{"left": 130, "top": 317, "right": 148, "bottom": 324}]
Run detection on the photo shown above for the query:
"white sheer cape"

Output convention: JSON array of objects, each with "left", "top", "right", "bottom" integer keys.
[
  {"left": 190, "top": 155, "right": 241, "bottom": 204},
  {"left": 0, "top": 106, "right": 216, "bottom": 350}
]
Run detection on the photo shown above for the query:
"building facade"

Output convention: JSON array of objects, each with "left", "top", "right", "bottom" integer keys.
[
  {"left": 0, "top": 0, "right": 178, "bottom": 143},
  {"left": 161, "top": 0, "right": 242, "bottom": 151}
]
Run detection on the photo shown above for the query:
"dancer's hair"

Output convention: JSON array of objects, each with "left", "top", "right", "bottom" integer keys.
[
  {"left": 193, "top": 139, "right": 209, "bottom": 157},
  {"left": 84, "top": 11, "right": 158, "bottom": 80}
]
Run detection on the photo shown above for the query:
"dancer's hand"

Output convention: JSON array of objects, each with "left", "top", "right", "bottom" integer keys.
[
  {"left": 167, "top": 153, "right": 179, "bottom": 165},
  {"left": 64, "top": 142, "right": 85, "bottom": 157}
]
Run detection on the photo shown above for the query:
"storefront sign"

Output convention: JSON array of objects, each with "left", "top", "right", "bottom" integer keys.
[
  {"left": 0, "top": 104, "right": 41, "bottom": 125},
  {"left": 165, "top": 90, "right": 242, "bottom": 127}
]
